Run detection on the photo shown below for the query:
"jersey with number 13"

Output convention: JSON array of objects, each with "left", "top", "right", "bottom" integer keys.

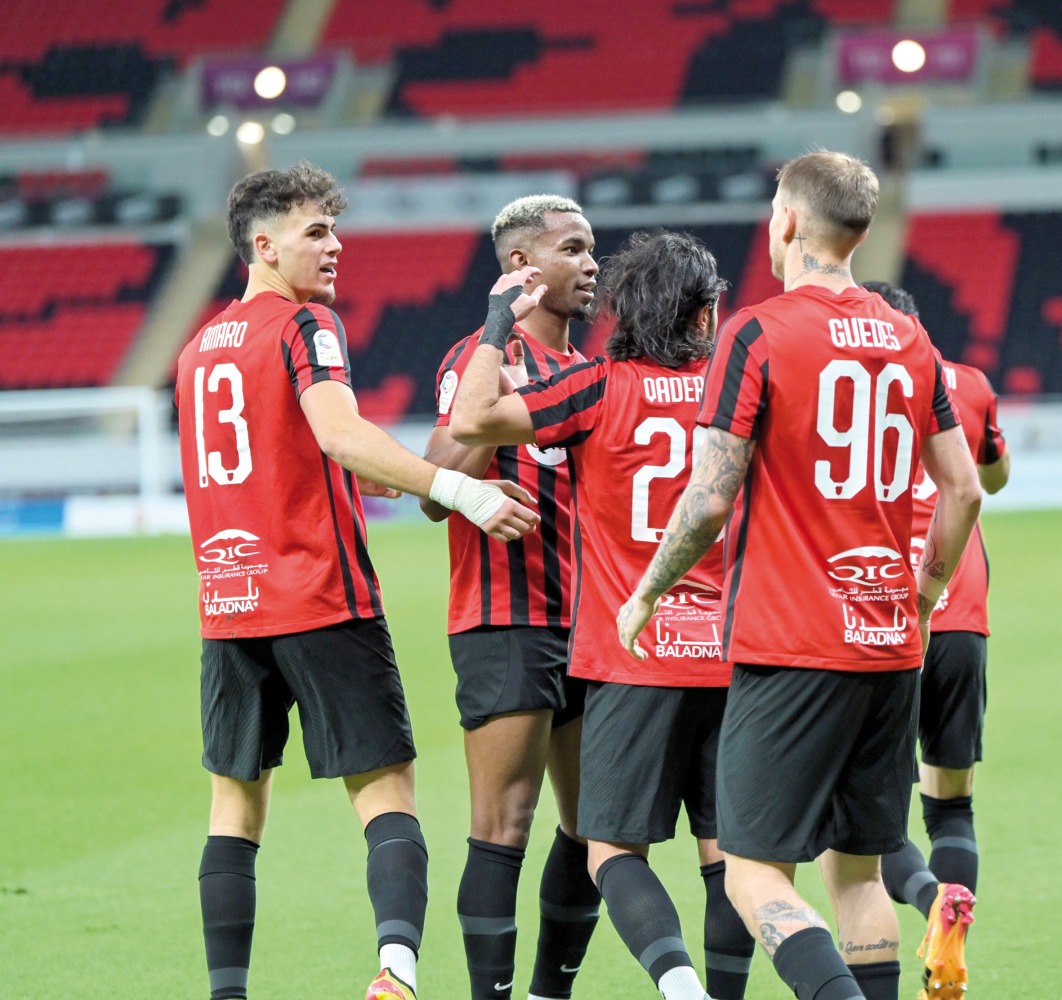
[
  {"left": 175, "top": 291, "right": 382, "bottom": 639},
  {"left": 699, "top": 285, "right": 958, "bottom": 673}
]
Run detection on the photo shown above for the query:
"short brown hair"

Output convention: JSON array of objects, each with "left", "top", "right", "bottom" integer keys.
[
  {"left": 777, "top": 151, "right": 878, "bottom": 250},
  {"left": 227, "top": 161, "right": 348, "bottom": 265}
]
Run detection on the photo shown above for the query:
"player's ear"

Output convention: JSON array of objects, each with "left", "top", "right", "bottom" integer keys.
[
  {"left": 508, "top": 247, "right": 528, "bottom": 270},
  {"left": 253, "top": 231, "right": 276, "bottom": 264},
  {"left": 782, "top": 206, "right": 799, "bottom": 245}
]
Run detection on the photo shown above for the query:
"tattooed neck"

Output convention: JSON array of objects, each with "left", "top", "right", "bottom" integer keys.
[{"left": 799, "top": 253, "right": 850, "bottom": 279}]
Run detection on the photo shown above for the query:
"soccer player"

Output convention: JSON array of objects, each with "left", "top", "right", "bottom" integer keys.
[
  {"left": 173, "top": 162, "right": 539, "bottom": 1000},
  {"left": 449, "top": 230, "right": 756, "bottom": 1000},
  {"left": 616, "top": 152, "right": 983, "bottom": 1000},
  {"left": 419, "top": 194, "right": 601, "bottom": 1000},
  {"left": 863, "top": 281, "right": 1008, "bottom": 996}
]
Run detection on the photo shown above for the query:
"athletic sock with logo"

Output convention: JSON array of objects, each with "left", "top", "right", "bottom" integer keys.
[
  {"left": 199, "top": 835, "right": 259, "bottom": 1000},
  {"left": 365, "top": 812, "right": 428, "bottom": 993},
  {"left": 458, "top": 838, "right": 524, "bottom": 999},
  {"left": 595, "top": 853, "right": 703, "bottom": 995},
  {"left": 700, "top": 861, "right": 754, "bottom": 999},
  {"left": 923, "top": 793, "right": 978, "bottom": 892},
  {"left": 881, "top": 839, "right": 939, "bottom": 919},
  {"left": 528, "top": 827, "right": 600, "bottom": 1000}
]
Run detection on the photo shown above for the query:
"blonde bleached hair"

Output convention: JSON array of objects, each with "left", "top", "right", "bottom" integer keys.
[{"left": 490, "top": 193, "right": 584, "bottom": 268}]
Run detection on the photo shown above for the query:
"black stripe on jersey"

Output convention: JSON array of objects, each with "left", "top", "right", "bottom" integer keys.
[
  {"left": 713, "top": 317, "right": 765, "bottom": 434},
  {"left": 496, "top": 444, "right": 531, "bottom": 620},
  {"left": 976, "top": 522, "right": 990, "bottom": 587},
  {"left": 295, "top": 305, "right": 349, "bottom": 384},
  {"left": 721, "top": 464, "right": 757, "bottom": 659},
  {"left": 524, "top": 374, "right": 606, "bottom": 448},
  {"left": 535, "top": 445, "right": 566, "bottom": 625},
  {"left": 281, "top": 338, "right": 298, "bottom": 395},
  {"left": 981, "top": 413, "right": 1002, "bottom": 464},
  {"left": 343, "top": 469, "right": 384, "bottom": 616},
  {"left": 321, "top": 452, "right": 360, "bottom": 618},
  {"left": 932, "top": 358, "right": 959, "bottom": 431},
  {"left": 437, "top": 336, "right": 477, "bottom": 399}
]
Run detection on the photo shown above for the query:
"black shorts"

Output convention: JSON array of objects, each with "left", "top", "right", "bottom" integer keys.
[
  {"left": 448, "top": 625, "right": 584, "bottom": 730},
  {"left": 201, "top": 617, "right": 416, "bottom": 781},
  {"left": 717, "top": 664, "right": 918, "bottom": 863},
  {"left": 577, "top": 681, "right": 728, "bottom": 845},
  {"left": 919, "top": 631, "right": 987, "bottom": 769}
]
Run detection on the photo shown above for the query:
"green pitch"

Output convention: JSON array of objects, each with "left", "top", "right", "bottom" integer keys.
[{"left": 1, "top": 510, "right": 1057, "bottom": 997}]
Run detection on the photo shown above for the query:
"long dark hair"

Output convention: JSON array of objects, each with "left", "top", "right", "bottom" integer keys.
[{"left": 602, "top": 230, "right": 727, "bottom": 368}]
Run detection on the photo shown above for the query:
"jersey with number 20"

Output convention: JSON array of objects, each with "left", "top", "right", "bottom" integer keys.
[
  {"left": 175, "top": 291, "right": 382, "bottom": 639},
  {"left": 520, "top": 355, "right": 731, "bottom": 688}
]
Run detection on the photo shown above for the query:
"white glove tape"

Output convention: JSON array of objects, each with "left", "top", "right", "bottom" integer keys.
[{"left": 430, "top": 468, "right": 507, "bottom": 526}]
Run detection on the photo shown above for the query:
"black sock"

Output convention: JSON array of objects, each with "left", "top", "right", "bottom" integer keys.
[
  {"left": 457, "top": 838, "right": 524, "bottom": 999},
  {"left": 700, "top": 861, "right": 754, "bottom": 1000},
  {"left": 199, "top": 835, "right": 259, "bottom": 1000},
  {"left": 365, "top": 812, "right": 428, "bottom": 955},
  {"left": 880, "top": 840, "right": 939, "bottom": 919},
  {"left": 595, "top": 852, "right": 693, "bottom": 987},
  {"left": 847, "top": 960, "right": 900, "bottom": 1000},
  {"left": 922, "top": 794, "right": 978, "bottom": 892},
  {"left": 772, "top": 926, "right": 863, "bottom": 1000},
  {"left": 529, "top": 827, "right": 600, "bottom": 999}
]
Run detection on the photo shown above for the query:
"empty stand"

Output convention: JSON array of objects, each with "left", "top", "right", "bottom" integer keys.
[
  {"left": 0, "top": 242, "right": 173, "bottom": 389},
  {"left": 0, "top": 0, "right": 287, "bottom": 135}
]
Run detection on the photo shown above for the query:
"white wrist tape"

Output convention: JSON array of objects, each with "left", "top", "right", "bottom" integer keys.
[{"left": 430, "top": 468, "right": 507, "bottom": 526}]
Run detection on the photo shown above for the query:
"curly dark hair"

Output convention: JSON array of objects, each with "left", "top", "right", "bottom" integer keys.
[
  {"left": 861, "top": 280, "right": 920, "bottom": 319},
  {"left": 602, "top": 230, "right": 728, "bottom": 368},
  {"left": 227, "top": 161, "right": 349, "bottom": 265}
]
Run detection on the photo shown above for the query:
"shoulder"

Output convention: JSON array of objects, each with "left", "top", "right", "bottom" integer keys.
[{"left": 438, "top": 330, "right": 480, "bottom": 376}]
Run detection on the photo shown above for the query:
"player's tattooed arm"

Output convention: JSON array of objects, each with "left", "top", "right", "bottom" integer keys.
[
  {"left": 640, "top": 427, "right": 754, "bottom": 600},
  {"left": 753, "top": 900, "right": 830, "bottom": 957},
  {"left": 618, "top": 428, "right": 752, "bottom": 659}
]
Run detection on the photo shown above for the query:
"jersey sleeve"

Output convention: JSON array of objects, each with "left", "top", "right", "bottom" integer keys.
[
  {"left": 518, "top": 356, "right": 608, "bottom": 449},
  {"left": 927, "top": 349, "right": 960, "bottom": 435},
  {"left": 973, "top": 369, "right": 1006, "bottom": 464},
  {"left": 697, "top": 311, "right": 768, "bottom": 439},
  {"left": 432, "top": 333, "right": 478, "bottom": 428},
  {"left": 283, "top": 304, "right": 352, "bottom": 398}
]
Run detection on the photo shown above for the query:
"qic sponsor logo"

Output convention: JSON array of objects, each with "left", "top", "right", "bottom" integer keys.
[
  {"left": 827, "top": 545, "right": 906, "bottom": 588},
  {"left": 198, "top": 528, "right": 260, "bottom": 566}
]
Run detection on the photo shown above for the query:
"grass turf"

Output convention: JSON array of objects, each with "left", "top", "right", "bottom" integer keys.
[{"left": 0, "top": 508, "right": 1057, "bottom": 997}]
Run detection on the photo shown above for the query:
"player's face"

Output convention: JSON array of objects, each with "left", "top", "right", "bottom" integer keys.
[
  {"left": 271, "top": 202, "right": 342, "bottom": 305},
  {"left": 524, "top": 212, "right": 598, "bottom": 322}
]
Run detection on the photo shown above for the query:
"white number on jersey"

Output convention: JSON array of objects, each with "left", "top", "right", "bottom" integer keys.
[
  {"left": 193, "top": 363, "right": 253, "bottom": 487},
  {"left": 631, "top": 417, "right": 707, "bottom": 541},
  {"left": 814, "top": 360, "right": 914, "bottom": 502}
]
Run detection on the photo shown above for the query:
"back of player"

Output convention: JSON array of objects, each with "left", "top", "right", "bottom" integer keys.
[
  {"left": 522, "top": 354, "right": 730, "bottom": 687},
  {"left": 705, "top": 284, "right": 952, "bottom": 672}
]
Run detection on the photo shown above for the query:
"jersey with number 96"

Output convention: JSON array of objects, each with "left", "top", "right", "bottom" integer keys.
[
  {"left": 699, "top": 284, "right": 958, "bottom": 673},
  {"left": 175, "top": 291, "right": 382, "bottom": 639},
  {"left": 519, "top": 355, "right": 732, "bottom": 688}
]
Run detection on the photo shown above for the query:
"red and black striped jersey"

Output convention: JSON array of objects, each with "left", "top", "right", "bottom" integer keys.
[
  {"left": 910, "top": 359, "right": 1006, "bottom": 635},
  {"left": 434, "top": 326, "right": 583, "bottom": 633},
  {"left": 520, "top": 355, "right": 732, "bottom": 688},
  {"left": 699, "top": 284, "right": 958, "bottom": 673},
  {"left": 175, "top": 291, "right": 382, "bottom": 638}
]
